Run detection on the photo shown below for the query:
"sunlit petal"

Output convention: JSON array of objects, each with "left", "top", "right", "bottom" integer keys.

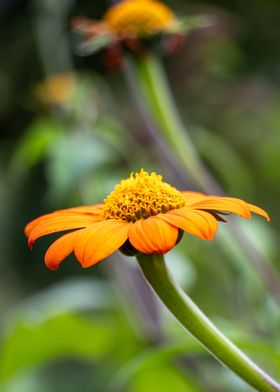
[
  {"left": 25, "top": 205, "right": 102, "bottom": 237},
  {"left": 27, "top": 214, "right": 99, "bottom": 248},
  {"left": 181, "top": 191, "right": 207, "bottom": 205},
  {"left": 74, "top": 220, "right": 131, "bottom": 268},
  {"left": 248, "top": 203, "right": 270, "bottom": 221},
  {"left": 65, "top": 204, "right": 104, "bottom": 214},
  {"left": 190, "top": 197, "right": 252, "bottom": 219},
  {"left": 128, "top": 217, "right": 178, "bottom": 254},
  {"left": 159, "top": 208, "right": 218, "bottom": 240},
  {"left": 45, "top": 231, "right": 79, "bottom": 270}
]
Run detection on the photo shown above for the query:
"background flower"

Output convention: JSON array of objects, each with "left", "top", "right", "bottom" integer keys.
[{"left": 71, "top": 0, "right": 205, "bottom": 62}]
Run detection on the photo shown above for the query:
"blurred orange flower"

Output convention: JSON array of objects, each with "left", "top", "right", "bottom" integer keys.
[
  {"left": 25, "top": 170, "right": 269, "bottom": 270},
  {"left": 72, "top": 0, "right": 198, "bottom": 61},
  {"left": 35, "top": 73, "right": 75, "bottom": 106},
  {"left": 104, "top": 0, "right": 176, "bottom": 37}
]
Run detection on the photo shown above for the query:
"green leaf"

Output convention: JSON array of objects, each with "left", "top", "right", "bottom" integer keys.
[
  {"left": 130, "top": 363, "right": 202, "bottom": 392},
  {"left": 0, "top": 313, "right": 115, "bottom": 383},
  {"left": 110, "top": 340, "right": 203, "bottom": 391},
  {"left": 10, "top": 118, "right": 61, "bottom": 175},
  {"left": 46, "top": 130, "right": 117, "bottom": 201}
]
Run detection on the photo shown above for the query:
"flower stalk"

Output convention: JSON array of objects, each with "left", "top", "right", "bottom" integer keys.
[
  {"left": 137, "top": 253, "right": 280, "bottom": 392},
  {"left": 132, "top": 53, "right": 217, "bottom": 192}
]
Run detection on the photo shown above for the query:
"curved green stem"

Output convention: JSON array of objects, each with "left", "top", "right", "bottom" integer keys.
[
  {"left": 137, "top": 253, "right": 280, "bottom": 392},
  {"left": 132, "top": 53, "right": 217, "bottom": 191}
]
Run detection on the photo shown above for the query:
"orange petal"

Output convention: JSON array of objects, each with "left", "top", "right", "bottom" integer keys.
[
  {"left": 248, "top": 203, "right": 270, "bottom": 221},
  {"left": 27, "top": 214, "right": 99, "bottom": 248},
  {"left": 159, "top": 208, "right": 218, "bottom": 240},
  {"left": 25, "top": 205, "right": 102, "bottom": 237},
  {"left": 25, "top": 213, "right": 54, "bottom": 237},
  {"left": 74, "top": 220, "right": 130, "bottom": 268},
  {"left": 66, "top": 204, "right": 104, "bottom": 214},
  {"left": 190, "top": 197, "right": 252, "bottom": 219},
  {"left": 181, "top": 191, "right": 208, "bottom": 205},
  {"left": 44, "top": 231, "right": 79, "bottom": 270},
  {"left": 128, "top": 216, "right": 178, "bottom": 254}
]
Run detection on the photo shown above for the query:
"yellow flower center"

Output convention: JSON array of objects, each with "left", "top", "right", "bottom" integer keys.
[
  {"left": 104, "top": 0, "right": 175, "bottom": 36},
  {"left": 102, "top": 169, "right": 185, "bottom": 222}
]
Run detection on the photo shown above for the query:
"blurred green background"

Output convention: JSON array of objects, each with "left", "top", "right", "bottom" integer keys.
[{"left": 0, "top": 0, "right": 280, "bottom": 391}]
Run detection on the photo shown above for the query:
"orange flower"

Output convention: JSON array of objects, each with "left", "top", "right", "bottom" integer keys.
[
  {"left": 35, "top": 73, "right": 76, "bottom": 106},
  {"left": 25, "top": 170, "right": 269, "bottom": 270},
  {"left": 72, "top": 0, "right": 197, "bottom": 60},
  {"left": 104, "top": 0, "right": 176, "bottom": 37}
]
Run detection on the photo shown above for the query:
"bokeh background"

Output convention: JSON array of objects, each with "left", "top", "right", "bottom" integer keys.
[{"left": 1, "top": 0, "right": 280, "bottom": 391}]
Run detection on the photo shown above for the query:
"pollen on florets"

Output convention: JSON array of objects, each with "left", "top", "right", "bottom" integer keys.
[
  {"left": 102, "top": 169, "right": 185, "bottom": 222},
  {"left": 104, "top": 0, "right": 175, "bottom": 37}
]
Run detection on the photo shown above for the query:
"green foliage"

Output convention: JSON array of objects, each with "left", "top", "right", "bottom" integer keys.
[
  {"left": 0, "top": 313, "right": 115, "bottom": 382},
  {"left": 130, "top": 364, "right": 200, "bottom": 392},
  {"left": 10, "top": 118, "right": 62, "bottom": 175}
]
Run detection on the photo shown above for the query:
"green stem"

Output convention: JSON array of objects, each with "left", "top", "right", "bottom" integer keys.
[
  {"left": 137, "top": 253, "right": 280, "bottom": 392},
  {"left": 133, "top": 53, "right": 217, "bottom": 191}
]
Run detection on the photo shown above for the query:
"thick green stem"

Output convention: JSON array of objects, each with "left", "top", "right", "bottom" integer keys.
[{"left": 137, "top": 253, "right": 280, "bottom": 392}]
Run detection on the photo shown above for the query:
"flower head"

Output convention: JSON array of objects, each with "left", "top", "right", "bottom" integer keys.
[
  {"left": 104, "top": 0, "right": 176, "bottom": 37},
  {"left": 72, "top": 0, "right": 206, "bottom": 61},
  {"left": 35, "top": 73, "right": 76, "bottom": 106},
  {"left": 25, "top": 169, "right": 269, "bottom": 270}
]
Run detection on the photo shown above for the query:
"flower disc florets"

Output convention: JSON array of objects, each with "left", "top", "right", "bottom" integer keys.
[
  {"left": 102, "top": 169, "right": 185, "bottom": 222},
  {"left": 104, "top": 0, "right": 175, "bottom": 37}
]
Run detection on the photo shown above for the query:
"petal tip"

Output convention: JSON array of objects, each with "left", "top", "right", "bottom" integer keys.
[
  {"left": 45, "top": 261, "right": 58, "bottom": 271},
  {"left": 44, "top": 255, "right": 59, "bottom": 270},
  {"left": 81, "top": 263, "right": 91, "bottom": 269},
  {"left": 79, "top": 259, "right": 102, "bottom": 269},
  {"left": 209, "top": 231, "right": 217, "bottom": 240},
  {"left": 248, "top": 203, "right": 270, "bottom": 222},
  {"left": 28, "top": 238, "right": 34, "bottom": 249},
  {"left": 45, "top": 263, "right": 58, "bottom": 271}
]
